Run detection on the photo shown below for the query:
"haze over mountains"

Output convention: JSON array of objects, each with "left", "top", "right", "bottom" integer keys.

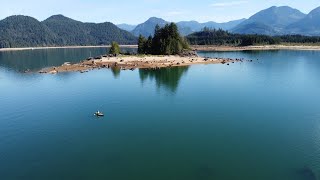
[
  {"left": 118, "top": 6, "right": 320, "bottom": 37},
  {"left": 286, "top": 7, "right": 320, "bottom": 36},
  {"left": 127, "top": 17, "right": 246, "bottom": 37},
  {"left": 0, "top": 5, "right": 320, "bottom": 48},
  {"left": 232, "top": 6, "right": 320, "bottom": 35},
  {"left": 116, "top": 24, "right": 136, "bottom": 32}
]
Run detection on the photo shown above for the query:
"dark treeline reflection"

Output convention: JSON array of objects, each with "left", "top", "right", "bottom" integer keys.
[
  {"left": 111, "top": 67, "right": 121, "bottom": 78},
  {"left": 139, "top": 66, "right": 189, "bottom": 93},
  {"left": 0, "top": 48, "right": 136, "bottom": 72}
]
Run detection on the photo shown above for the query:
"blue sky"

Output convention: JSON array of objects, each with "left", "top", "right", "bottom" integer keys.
[{"left": 0, "top": 0, "right": 319, "bottom": 24}]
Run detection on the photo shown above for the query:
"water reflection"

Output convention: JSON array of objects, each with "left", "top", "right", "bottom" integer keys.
[
  {"left": 139, "top": 66, "right": 189, "bottom": 93},
  {"left": 0, "top": 47, "right": 136, "bottom": 72},
  {"left": 111, "top": 67, "right": 121, "bottom": 78}
]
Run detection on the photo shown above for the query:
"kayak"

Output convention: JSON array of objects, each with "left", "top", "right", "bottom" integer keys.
[{"left": 94, "top": 112, "right": 104, "bottom": 117}]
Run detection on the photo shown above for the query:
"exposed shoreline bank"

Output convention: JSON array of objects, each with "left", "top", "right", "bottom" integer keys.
[
  {"left": 38, "top": 54, "right": 243, "bottom": 74},
  {"left": 191, "top": 45, "right": 320, "bottom": 51},
  {"left": 2, "top": 45, "right": 320, "bottom": 52}
]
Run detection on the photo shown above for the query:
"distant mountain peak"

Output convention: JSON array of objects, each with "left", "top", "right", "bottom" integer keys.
[
  {"left": 4, "top": 15, "right": 38, "bottom": 21},
  {"left": 308, "top": 6, "right": 320, "bottom": 15},
  {"left": 146, "top": 17, "right": 167, "bottom": 24},
  {"left": 131, "top": 17, "right": 168, "bottom": 37},
  {"left": 285, "top": 6, "right": 320, "bottom": 35},
  {"left": 44, "top": 15, "right": 78, "bottom": 22},
  {"left": 49, "top": 14, "right": 66, "bottom": 18},
  {"left": 148, "top": 17, "right": 165, "bottom": 21},
  {"left": 232, "top": 5, "right": 306, "bottom": 35}
]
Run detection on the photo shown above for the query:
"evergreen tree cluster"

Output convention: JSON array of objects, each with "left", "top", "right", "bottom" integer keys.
[
  {"left": 138, "top": 23, "right": 189, "bottom": 55},
  {"left": 275, "top": 35, "right": 320, "bottom": 44},
  {"left": 186, "top": 28, "right": 320, "bottom": 46},
  {"left": 186, "top": 28, "right": 280, "bottom": 46}
]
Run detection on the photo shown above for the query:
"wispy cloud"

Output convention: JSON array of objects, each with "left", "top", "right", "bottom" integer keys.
[{"left": 210, "top": 1, "right": 248, "bottom": 7}]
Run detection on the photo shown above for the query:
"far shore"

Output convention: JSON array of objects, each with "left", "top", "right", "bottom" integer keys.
[
  {"left": 0, "top": 45, "right": 138, "bottom": 52},
  {"left": 191, "top": 45, "right": 320, "bottom": 51},
  {"left": 2, "top": 44, "right": 320, "bottom": 52}
]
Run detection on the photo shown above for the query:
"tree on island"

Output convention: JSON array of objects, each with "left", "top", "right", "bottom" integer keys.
[
  {"left": 109, "top": 41, "right": 121, "bottom": 55},
  {"left": 138, "top": 23, "right": 189, "bottom": 55},
  {"left": 138, "top": 35, "right": 147, "bottom": 54}
]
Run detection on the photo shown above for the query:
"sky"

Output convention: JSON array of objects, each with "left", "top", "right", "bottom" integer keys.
[{"left": 0, "top": 0, "right": 319, "bottom": 24}]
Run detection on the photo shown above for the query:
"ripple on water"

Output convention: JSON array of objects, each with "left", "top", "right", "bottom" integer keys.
[{"left": 295, "top": 166, "right": 317, "bottom": 180}]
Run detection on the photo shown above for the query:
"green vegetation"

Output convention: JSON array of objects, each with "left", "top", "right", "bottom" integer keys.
[
  {"left": 187, "top": 28, "right": 279, "bottom": 46},
  {"left": 109, "top": 42, "right": 121, "bottom": 55},
  {"left": 138, "top": 23, "right": 189, "bottom": 55},
  {"left": 186, "top": 28, "right": 320, "bottom": 46},
  {"left": 0, "top": 15, "right": 137, "bottom": 48},
  {"left": 0, "top": 16, "right": 57, "bottom": 48},
  {"left": 276, "top": 35, "right": 320, "bottom": 44}
]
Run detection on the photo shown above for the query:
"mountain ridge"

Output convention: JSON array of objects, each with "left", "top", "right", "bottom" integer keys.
[
  {"left": 130, "top": 17, "right": 246, "bottom": 37},
  {"left": 131, "top": 17, "right": 168, "bottom": 37},
  {"left": 0, "top": 15, "right": 137, "bottom": 48},
  {"left": 232, "top": 6, "right": 308, "bottom": 35},
  {"left": 286, "top": 7, "right": 320, "bottom": 35},
  {"left": 1, "top": 5, "right": 320, "bottom": 48}
]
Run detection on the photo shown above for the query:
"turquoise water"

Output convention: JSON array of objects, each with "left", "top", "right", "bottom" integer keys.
[
  {"left": 0, "top": 47, "right": 136, "bottom": 72},
  {"left": 1, "top": 49, "right": 320, "bottom": 180}
]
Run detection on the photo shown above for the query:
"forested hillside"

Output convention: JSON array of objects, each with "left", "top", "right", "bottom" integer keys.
[
  {"left": 186, "top": 29, "right": 320, "bottom": 46},
  {"left": 0, "top": 16, "right": 57, "bottom": 48},
  {"left": 0, "top": 15, "right": 137, "bottom": 48}
]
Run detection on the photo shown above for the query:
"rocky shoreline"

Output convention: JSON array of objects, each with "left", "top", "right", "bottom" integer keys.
[{"left": 39, "top": 51, "right": 244, "bottom": 74}]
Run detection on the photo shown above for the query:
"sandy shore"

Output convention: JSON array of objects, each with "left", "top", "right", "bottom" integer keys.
[
  {"left": 0, "top": 45, "right": 138, "bottom": 52},
  {"left": 191, "top": 45, "right": 320, "bottom": 51},
  {"left": 39, "top": 54, "right": 242, "bottom": 74}
]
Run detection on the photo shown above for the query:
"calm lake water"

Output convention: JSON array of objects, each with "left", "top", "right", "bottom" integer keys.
[{"left": 1, "top": 48, "right": 320, "bottom": 180}]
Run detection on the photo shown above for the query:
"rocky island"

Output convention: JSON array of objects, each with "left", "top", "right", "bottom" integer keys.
[
  {"left": 39, "top": 23, "right": 242, "bottom": 74},
  {"left": 39, "top": 52, "right": 240, "bottom": 74}
]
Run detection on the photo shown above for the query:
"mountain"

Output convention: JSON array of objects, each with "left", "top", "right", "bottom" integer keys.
[
  {"left": 177, "top": 21, "right": 212, "bottom": 35},
  {"left": 131, "top": 17, "right": 168, "bottom": 37},
  {"left": 43, "top": 15, "right": 137, "bottom": 46},
  {"left": 232, "top": 6, "right": 306, "bottom": 35},
  {"left": 117, "top": 23, "right": 136, "bottom": 31},
  {"left": 43, "top": 15, "right": 92, "bottom": 45},
  {"left": 0, "top": 15, "right": 57, "bottom": 48},
  {"left": 132, "top": 17, "right": 245, "bottom": 37},
  {"left": 216, "top": 19, "right": 247, "bottom": 30},
  {"left": 232, "top": 22, "right": 277, "bottom": 35},
  {"left": 0, "top": 15, "right": 137, "bottom": 48},
  {"left": 286, "top": 7, "right": 320, "bottom": 35},
  {"left": 177, "top": 19, "right": 245, "bottom": 35}
]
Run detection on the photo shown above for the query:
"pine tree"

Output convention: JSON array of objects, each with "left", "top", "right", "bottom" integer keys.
[
  {"left": 138, "top": 35, "right": 146, "bottom": 54},
  {"left": 109, "top": 41, "right": 121, "bottom": 55},
  {"left": 146, "top": 36, "right": 153, "bottom": 54}
]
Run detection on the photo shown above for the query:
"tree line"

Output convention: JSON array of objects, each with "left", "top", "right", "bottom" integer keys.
[{"left": 186, "top": 28, "right": 320, "bottom": 46}]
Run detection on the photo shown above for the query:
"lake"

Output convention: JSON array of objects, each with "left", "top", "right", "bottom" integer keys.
[{"left": 0, "top": 48, "right": 320, "bottom": 180}]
